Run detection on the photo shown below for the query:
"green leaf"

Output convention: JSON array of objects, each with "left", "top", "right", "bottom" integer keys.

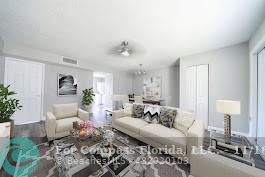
[{"left": 0, "top": 85, "right": 22, "bottom": 122}]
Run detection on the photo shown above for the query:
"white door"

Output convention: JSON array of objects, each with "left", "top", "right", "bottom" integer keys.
[
  {"left": 196, "top": 65, "right": 209, "bottom": 128},
  {"left": 4, "top": 57, "right": 44, "bottom": 125},
  {"left": 184, "top": 66, "right": 197, "bottom": 113},
  {"left": 257, "top": 48, "right": 265, "bottom": 148}
]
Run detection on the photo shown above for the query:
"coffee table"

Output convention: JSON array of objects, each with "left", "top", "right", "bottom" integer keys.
[{"left": 53, "top": 130, "right": 146, "bottom": 177}]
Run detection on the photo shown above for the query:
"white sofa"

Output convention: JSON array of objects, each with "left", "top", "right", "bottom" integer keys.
[
  {"left": 112, "top": 105, "right": 204, "bottom": 159},
  {"left": 191, "top": 148, "right": 265, "bottom": 177},
  {"left": 45, "top": 103, "right": 89, "bottom": 141}
]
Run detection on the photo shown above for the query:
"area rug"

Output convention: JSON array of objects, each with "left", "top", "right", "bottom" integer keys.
[{"left": 21, "top": 129, "right": 191, "bottom": 177}]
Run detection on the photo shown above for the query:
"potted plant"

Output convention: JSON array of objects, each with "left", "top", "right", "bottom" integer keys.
[
  {"left": 82, "top": 88, "right": 95, "bottom": 112},
  {"left": 0, "top": 84, "right": 22, "bottom": 137}
]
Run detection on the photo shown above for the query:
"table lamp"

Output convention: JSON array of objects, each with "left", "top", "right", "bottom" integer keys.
[{"left": 216, "top": 100, "right": 241, "bottom": 138}]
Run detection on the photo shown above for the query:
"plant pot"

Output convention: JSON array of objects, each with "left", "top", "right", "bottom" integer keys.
[
  {"left": 0, "top": 121, "right": 11, "bottom": 138},
  {"left": 0, "top": 121, "right": 11, "bottom": 169},
  {"left": 84, "top": 104, "right": 93, "bottom": 112}
]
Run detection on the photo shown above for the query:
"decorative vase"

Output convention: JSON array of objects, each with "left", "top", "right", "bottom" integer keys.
[{"left": 0, "top": 121, "right": 12, "bottom": 138}]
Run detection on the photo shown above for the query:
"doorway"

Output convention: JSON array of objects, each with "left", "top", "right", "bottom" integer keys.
[
  {"left": 93, "top": 72, "right": 113, "bottom": 109},
  {"left": 4, "top": 57, "right": 45, "bottom": 125}
]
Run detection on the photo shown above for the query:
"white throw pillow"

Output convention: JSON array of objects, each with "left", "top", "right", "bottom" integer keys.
[
  {"left": 123, "top": 103, "right": 133, "bottom": 115},
  {"left": 174, "top": 109, "right": 195, "bottom": 135}
]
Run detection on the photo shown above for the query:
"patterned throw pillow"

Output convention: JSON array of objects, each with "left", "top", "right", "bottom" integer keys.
[
  {"left": 143, "top": 105, "right": 160, "bottom": 124},
  {"left": 159, "top": 107, "right": 177, "bottom": 128},
  {"left": 132, "top": 104, "right": 145, "bottom": 118}
]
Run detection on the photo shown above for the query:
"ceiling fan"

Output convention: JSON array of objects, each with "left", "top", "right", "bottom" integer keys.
[
  {"left": 108, "top": 40, "right": 146, "bottom": 57},
  {"left": 118, "top": 41, "right": 132, "bottom": 57}
]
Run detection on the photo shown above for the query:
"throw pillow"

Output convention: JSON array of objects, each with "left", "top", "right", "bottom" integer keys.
[
  {"left": 174, "top": 109, "right": 195, "bottom": 135},
  {"left": 143, "top": 105, "right": 160, "bottom": 124},
  {"left": 132, "top": 104, "right": 145, "bottom": 118},
  {"left": 123, "top": 103, "right": 133, "bottom": 115},
  {"left": 159, "top": 107, "right": 177, "bottom": 128}
]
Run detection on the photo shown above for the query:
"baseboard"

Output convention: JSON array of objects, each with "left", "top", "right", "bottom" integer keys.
[
  {"left": 207, "top": 126, "right": 249, "bottom": 137},
  {"left": 16, "top": 120, "right": 41, "bottom": 125}
]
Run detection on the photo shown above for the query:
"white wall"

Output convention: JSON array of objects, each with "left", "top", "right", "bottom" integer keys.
[
  {"left": 180, "top": 43, "right": 249, "bottom": 134},
  {"left": 44, "top": 64, "right": 93, "bottom": 113},
  {"left": 1, "top": 39, "right": 134, "bottom": 118},
  {"left": 249, "top": 19, "right": 265, "bottom": 138},
  {"left": 0, "top": 37, "right": 4, "bottom": 84},
  {"left": 113, "top": 71, "right": 133, "bottom": 94},
  {"left": 0, "top": 56, "right": 4, "bottom": 84},
  {"left": 249, "top": 19, "right": 265, "bottom": 51},
  {"left": 0, "top": 37, "right": 3, "bottom": 52},
  {"left": 132, "top": 65, "right": 180, "bottom": 107}
]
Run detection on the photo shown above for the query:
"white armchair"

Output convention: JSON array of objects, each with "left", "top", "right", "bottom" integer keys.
[{"left": 45, "top": 103, "right": 89, "bottom": 141}]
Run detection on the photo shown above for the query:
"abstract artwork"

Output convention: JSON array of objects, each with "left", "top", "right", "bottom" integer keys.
[
  {"left": 58, "top": 74, "right": 77, "bottom": 96},
  {"left": 143, "top": 76, "right": 161, "bottom": 100}
]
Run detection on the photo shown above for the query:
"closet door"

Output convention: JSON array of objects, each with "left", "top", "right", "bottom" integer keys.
[
  {"left": 257, "top": 48, "right": 265, "bottom": 148},
  {"left": 5, "top": 57, "right": 44, "bottom": 125},
  {"left": 196, "top": 65, "right": 209, "bottom": 128},
  {"left": 184, "top": 66, "right": 197, "bottom": 113}
]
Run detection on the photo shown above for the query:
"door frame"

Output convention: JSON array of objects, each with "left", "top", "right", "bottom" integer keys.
[
  {"left": 4, "top": 57, "right": 45, "bottom": 124},
  {"left": 257, "top": 47, "right": 265, "bottom": 147},
  {"left": 196, "top": 64, "right": 209, "bottom": 128}
]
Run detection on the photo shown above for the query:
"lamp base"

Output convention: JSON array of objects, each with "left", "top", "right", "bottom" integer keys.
[{"left": 224, "top": 114, "right": 231, "bottom": 139}]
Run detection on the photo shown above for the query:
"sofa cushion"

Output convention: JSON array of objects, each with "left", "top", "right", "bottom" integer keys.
[
  {"left": 174, "top": 109, "right": 195, "bottom": 135},
  {"left": 53, "top": 103, "right": 78, "bottom": 119},
  {"left": 56, "top": 117, "right": 83, "bottom": 133},
  {"left": 139, "top": 124, "right": 187, "bottom": 152},
  {"left": 143, "top": 105, "right": 160, "bottom": 124},
  {"left": 159, "top": 107, "right": 177, "bottom": 128},
  {"left": 132, "top": 104, "right": 145, "bottom": 118},
  {"left": 115, "top": 117, "right": 148, "bottom": 134}
]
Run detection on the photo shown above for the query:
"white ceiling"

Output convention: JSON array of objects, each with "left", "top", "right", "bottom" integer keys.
[{"left": 0, "top": 0, "right": 265, "bottom": 71}]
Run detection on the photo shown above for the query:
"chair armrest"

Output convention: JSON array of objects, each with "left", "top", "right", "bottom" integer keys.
[
  {"left": 45, "top": 112, "right": 57, "bottom": 140},
  {"left": 187, "top": 119, "right": 205, "bottom": 156},
  {"left": 112, "top": 110, "right": 126, "bottom": 120},
  {"left": 78, "top": 108, "right": 89, "bottom": 121}
]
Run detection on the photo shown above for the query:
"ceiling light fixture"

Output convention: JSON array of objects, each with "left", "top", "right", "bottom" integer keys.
[
  {"left": 135, "top": 64, "right": 146, "bottom": 76},
  {"left": 119, "top": 41, "right": 131, "bottom": 57}
]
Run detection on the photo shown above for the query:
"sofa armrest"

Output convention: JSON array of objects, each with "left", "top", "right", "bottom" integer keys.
[
  {"left": 187, "top": 119, "right": 204, "bottom": 156},
  {"left": 112, "top": 109, "right": 126, "bottom": 120},
  {"left": 45, "top": 112, "right": 57, "bottom": 140},
  {"left": 78, "top": 108, "right": 89, "bottom": 121}
]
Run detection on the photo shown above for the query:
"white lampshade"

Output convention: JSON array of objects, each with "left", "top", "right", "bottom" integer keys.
[{"left": 216, "top": 100, "right": 241, "bottom": 115}]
